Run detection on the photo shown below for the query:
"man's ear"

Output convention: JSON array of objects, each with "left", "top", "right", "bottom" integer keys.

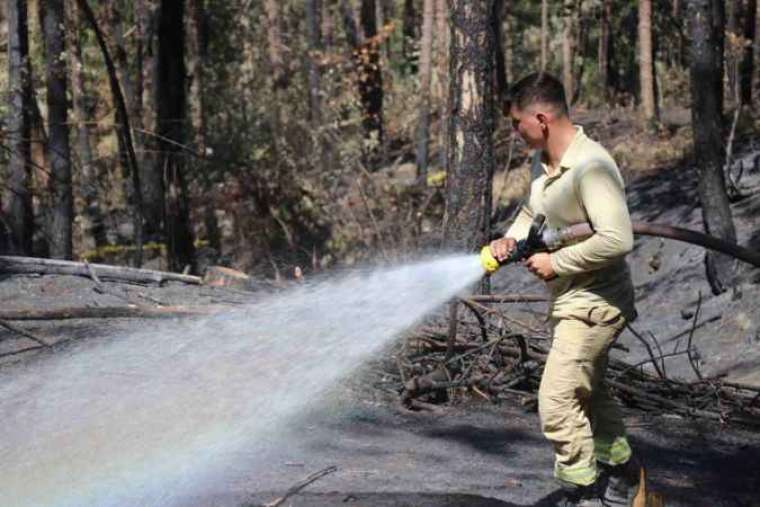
[{"left": 535, "top": 112, "right": 549, "bottom": 129}]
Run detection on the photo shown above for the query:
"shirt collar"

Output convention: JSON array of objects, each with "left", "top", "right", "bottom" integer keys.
[{"left": 540, "top": 126, "right": 586, "bottom": 177}]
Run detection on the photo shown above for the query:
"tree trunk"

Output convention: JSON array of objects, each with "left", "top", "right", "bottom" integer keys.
[
  {"left": 322, "top": 0, "right": 334, "bottom": 49},
  {"left": 110, "top": 0, "right": 138, "bottom": 204},
  {"left": 541, "top": 0, "right": 549, "bottom": 71},
  {"left": 157, "top": 0, "right": 196, "bottom": 273},
  {"left": 599, "top": 0, "right": 611, "bottom": 102},
  {"left": 416, "top": 0, "right": 435, "bottom": 178},
  {"left": 503, "top": 2, "right": 514, "bottom": 85},
  {"left": 76, "top": 0, "right": 144, "bottom": 266},
  {"left": 492, "top": 0, "right": 508, "bottom": 101},
  {"left": 402, "top": 0, "right": 418, "bottom": 74},
  {"left": 188, "top": 0, "right": 220, "bottom": 254},
  {"left": 264, "top": 0, "right": 289, "bottom": 90},
  {"left": 727, "top": 0, "right": 740, "bottom": 103},
  {"left": 638, "top": 0, "right": 658, "bottom": 123},
  {"left": 740, "top": 0, "right": 757, "bottom": 104},
  {"left": 3, "top": 0, "right": 34, "bottom": 255},
  {"left": 41, "top": 0, "right": 73, "bottom": 259},
  {"left": 67, "top": 1, "right": 106, "bottom": 251},
  {"left": 562, "top": 0, "right": 574, "bottom": 101},
  {"left": 140, "top": 0, "right": 162, "bottom": 235},
  {"left": 306, "top": 0, "right": 323, "bottom": 126},
  {"left": 688, "top": 0, "right": 737, "bottom": 294},
  {"left": 435, "top": 0, "right": 449, "bottom": 171},
  {"left": 444, "top": 0, "right": 495, "bottom": 259}
]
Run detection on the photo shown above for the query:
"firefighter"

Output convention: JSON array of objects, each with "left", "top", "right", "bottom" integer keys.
[{"left": 490, "top": 73, "right": 640, "bottom": 506}]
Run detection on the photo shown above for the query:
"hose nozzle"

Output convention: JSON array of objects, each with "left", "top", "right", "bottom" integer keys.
[{"left": 480, "top": 245, "right": 501, "bottom": 274}]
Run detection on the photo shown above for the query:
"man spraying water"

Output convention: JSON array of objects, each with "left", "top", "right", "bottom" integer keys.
[{"left": 487, "top": 73, "right": 640, "bottom": 507}]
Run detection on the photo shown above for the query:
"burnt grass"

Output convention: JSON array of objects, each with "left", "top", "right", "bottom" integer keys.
[{"left": 2, "top": 142, "right": 760, "bottom": 505}]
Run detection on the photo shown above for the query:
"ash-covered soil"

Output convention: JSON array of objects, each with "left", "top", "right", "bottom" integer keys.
[{"left": 1, "top": 139, "right": 760, "bottom": 506}]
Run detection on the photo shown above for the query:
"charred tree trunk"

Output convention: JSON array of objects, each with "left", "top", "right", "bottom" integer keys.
[
  {"left": 41, "top": 0, "right": 73, "bottom": 259},
  {"left": 416, "top": 0, "right": 435, "bottom": 178},
  {"left": 638, "top": 0, "right": 658, "bottom": 123},
  {"left": 740, "top": 0, "right": 757, "bottom": 104},
  {"left": 156, "top": 0, "right": 196, "bottom": 273},
  {"left": 3, "top": 0, "right": 34, "bottom": 255},
  {"left": 444, "top": 0, "right": 495, "bottom": 261},
  {"left": 688, "top": 0, "right": 737, "bottom": 294},
  {"left": 67, "top": 1, "right": 106, "bottom": 250}
]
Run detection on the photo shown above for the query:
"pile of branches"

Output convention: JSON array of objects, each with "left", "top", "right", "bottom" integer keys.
[{"left": 392, "top": 294, "right": 760, "bottom": 429}]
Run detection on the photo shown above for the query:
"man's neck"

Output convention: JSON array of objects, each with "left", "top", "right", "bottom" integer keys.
[{"left": 543, "top": 120, "right": 577, "bottom": 175}]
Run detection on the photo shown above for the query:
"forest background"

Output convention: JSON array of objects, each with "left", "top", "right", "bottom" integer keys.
[{"left": 0, "top": 0, "right": 757, "bottom": 293}]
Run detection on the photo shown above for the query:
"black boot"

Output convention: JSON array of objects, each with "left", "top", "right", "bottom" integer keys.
[
  {"left": 599, "top": 458, "right": 641, "bottom": 506},
  {"left": 556, "top": 481, "right": 607, "bottom": 507}
]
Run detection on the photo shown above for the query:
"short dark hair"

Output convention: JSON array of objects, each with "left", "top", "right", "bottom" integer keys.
[{"left": 504, "top": 72, "right": 568, "bottom": 116}]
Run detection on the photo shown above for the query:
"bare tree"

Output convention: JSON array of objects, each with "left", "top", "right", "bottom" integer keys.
[
  {"left": 3, "top": 0, "right": 34, "bottom": 255},
  {"left": 688, "top": 0, "right": 737, "bottom": 293},
  {"left": 638, "top": 0, "right": 658, "bottom": 123},
  {"left": 156, "top": 0, "right": 196, "bottom": 272},
  {"left": 444, "top": 0, "right": 495, "bottom": 259},
  {"left": 41, "top": 0, "right": 73, "bottom": 259}
]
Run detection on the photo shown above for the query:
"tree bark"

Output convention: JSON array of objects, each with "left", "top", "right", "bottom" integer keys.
[
  {"left": 76, "top": 0, "right": 144, "bottom": 266},
  {"left": 435, "top": 0, "right": 449, "bottom": 171},
  {"left": 444, "top": 0, "right": 495, "bottom": 257},
  {"left": 599, "top": 0, "right": 611, "bottom": 102},
  {"left": 541, "top": 0, "right": 549, "bottom": 71},
  {"left": 264, "top": 0, "right": 289, "bottom": 90},
  {"left": 688, "top": 0, "right": 737, "bottom": 294},
  {"left": 638, "top": 0, "right": 658, "bottom": 123},
  {"left": 156, "top": 0, "right": 196, "bottom": 273},
  {"left": 67, "top": 1, "right": 106, "bottom": 251},
  {"left": 740, "top": 0, "right": 757, "bottom": 104},
  {"left": 3, "top": 0, "right": 34, "bottom": 255},
  {"left": 492, "top": 0, "right": 508, "bottom": 101},
  {"left": 41, "top": 0, "right": 73, "bottom": 259},
  {"left": 188, "top": 0, "right": 220, "bottom": 254},
  {"left": 402, "top": 0, "right": 418, "bottom": 74},
  {"left": 416, "top": 0, "right": 435, "bottom": 178},
  {"left": 306, "top": 0, "right": 323, "bottom": 126},
  {"left": 561, "top": 0, "right": 574, "bottom": 101}
]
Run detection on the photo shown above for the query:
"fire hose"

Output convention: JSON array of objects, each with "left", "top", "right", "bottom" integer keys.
[{"left": 480, "top": 214, "right": 760, "bottom": 273}]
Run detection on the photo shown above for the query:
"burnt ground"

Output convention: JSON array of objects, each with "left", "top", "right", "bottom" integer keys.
[{"left": 2, "top": 139, "right": 760, "bottom": 505}]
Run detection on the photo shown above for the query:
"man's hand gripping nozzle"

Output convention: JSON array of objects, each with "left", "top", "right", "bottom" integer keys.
[{"left": 480, "top": 214, "right": 550, "bottom": 274}]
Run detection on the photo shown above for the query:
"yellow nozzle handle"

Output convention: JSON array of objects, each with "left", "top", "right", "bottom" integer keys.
[{"left": 480, "top": 245, "right": 500, "bottom": 274}]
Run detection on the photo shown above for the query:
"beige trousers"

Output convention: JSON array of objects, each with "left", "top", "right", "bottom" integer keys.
[{"left": 538, "top": 309, "right": 632, "bottom": 486}]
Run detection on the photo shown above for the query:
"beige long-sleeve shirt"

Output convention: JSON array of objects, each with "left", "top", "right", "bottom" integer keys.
[{"left": 506, "top": 127, "right": 637, "bottom": 322}]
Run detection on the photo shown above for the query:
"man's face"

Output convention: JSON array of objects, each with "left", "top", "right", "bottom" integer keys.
[{"left": 509, "top": 104, "right": 547, "bottom": 149}]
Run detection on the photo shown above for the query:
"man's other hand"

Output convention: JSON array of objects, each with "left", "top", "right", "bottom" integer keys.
[
  {"left": 489, "top": 237, "right": 517, "bottom": 262},
  {"left": 524, "top": 253, "right": 556, "bottom": 280}
]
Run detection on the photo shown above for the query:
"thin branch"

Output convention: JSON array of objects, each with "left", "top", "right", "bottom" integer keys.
[
  {"left": 264, "top": 466, "right": 338, "bottom": 507},
  {"left": 687, "top": 292, "right": 704, "bottom": 380}
]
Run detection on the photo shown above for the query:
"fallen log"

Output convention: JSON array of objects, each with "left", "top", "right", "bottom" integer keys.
[
  {"left": 0, "top": 256, "right": 202, "bottom": 285},
  {"left": 0, "top": 305, "right": 223, "bottom": 321}
]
